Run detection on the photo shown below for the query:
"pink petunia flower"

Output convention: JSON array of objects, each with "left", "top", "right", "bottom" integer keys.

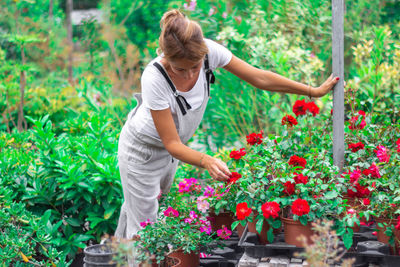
[
  {"left": 217, "top": 226, "right": 232, "bottom": 240},
  {"left": 164, "top": 207, "right": 179, "bottom": 217},
  {"left": 374, "top": 145, "right": 390, "bottom": 163}
]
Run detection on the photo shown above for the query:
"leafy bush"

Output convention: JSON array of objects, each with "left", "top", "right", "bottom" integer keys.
[{"left": 0, "top": 187, "right": 67, "bottom": 266}]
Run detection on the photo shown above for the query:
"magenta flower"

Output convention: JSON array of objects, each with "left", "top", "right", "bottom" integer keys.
[
  {"left": 178, "top": 178, "right": 199, "bottom": 193},
  {"left": 217, "top": 226, "right": 232, "bottom": 240},
  {"left": 139, "top": 219, "right": 153, "bottom": 228},
  {"left": 374, "top": 145, "right": 390, "bottom": 163},
  {"left": 164, "top": 207, "right": 179, "bottom": 217},
  {"left": 368, "top": 163, "right": 381, "bottom": 178},
  {"left": 203, "top": 186, "right": 215, "bottom": 197}
]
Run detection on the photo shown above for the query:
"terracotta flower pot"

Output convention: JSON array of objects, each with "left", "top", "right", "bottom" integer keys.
[
  {"left": 167, "top": 250, "right": 199, "bottom": 267},
  {"left": 208, "top": 211, "right": 235, "bottom": 232},
  {"left": 375, "top": 217, "right": 400, "bottom": 255},
  {"left": 236, "top": 213, "right": 258, "bottom": 238},
  {"left": 281, "top": 217, "right": 314, "bottom": 247},
  {"left": 163, "top": 256, "right": 181, "bottom": 267}
]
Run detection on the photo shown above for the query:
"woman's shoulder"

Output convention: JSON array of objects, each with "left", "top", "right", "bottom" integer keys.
[{"left": 204, "top": 38, "right": 232, "bottom": 69}]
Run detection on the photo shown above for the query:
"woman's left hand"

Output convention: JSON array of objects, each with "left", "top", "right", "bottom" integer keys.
[{"left": 312, "top": 74, "right": 340, "bottom": 97}]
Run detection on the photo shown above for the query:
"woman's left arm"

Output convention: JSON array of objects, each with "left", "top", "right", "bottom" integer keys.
[{"left": 223, "top": 55, "right": 339, "bottom": 98}]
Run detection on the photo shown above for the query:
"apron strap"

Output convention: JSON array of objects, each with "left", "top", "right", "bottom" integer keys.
[
  {"left": 204, "top": 54, "right": 215, "bottom": 97},
  {"left": 153, "top": 62, "right": 191, "bottom": 115}
]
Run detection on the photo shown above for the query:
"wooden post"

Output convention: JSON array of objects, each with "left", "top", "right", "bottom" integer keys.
[
  {"left": 66, "top": 0, "right": 73, "bottom": 84},
  {"left": 332, "top": 0, "right": 345, "bottom": 170}
]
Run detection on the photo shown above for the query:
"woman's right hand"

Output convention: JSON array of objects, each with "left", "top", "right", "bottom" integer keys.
[{"left": 202, "top": 155, "right": 231, "bottom": 182}]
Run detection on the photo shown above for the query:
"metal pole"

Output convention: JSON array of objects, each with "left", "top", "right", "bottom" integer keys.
[{"left": 332, "top": 0, "right": 345, "bottom": 171}]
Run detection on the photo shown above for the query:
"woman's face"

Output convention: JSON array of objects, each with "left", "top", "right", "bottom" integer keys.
[{"left": 168, "top": 57, "right": 203, "bottom": 80}]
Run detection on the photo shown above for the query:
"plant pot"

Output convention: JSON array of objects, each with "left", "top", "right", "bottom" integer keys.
[
  {"left": 163, "top": 255, "right": 181, "bottom": 267},
  {"left": 84, "top": 244, "right": 117, "bottom": 265},
  {"left": 281, "top": 217, "right": 314, "bottom": 247},
  {"left": 208, "top": 211, "right": 235, "bottom": 232},
  {"left": 167, "top": 250, "right": 199, "bottom": 267},
  {"left": 83, "top": 257, "right": 117, "bottom": 267},
  {"left": 375, "top": 217, "right": 400, "bottom": 255}
]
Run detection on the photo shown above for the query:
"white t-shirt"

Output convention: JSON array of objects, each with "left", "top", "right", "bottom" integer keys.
[{"left": 131, "top": 39, "right": 232, "bottom": 139}]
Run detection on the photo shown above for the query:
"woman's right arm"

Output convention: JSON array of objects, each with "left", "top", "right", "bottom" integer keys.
[{"left": 150, "top": 108, "right": 231, "bottom": 182}]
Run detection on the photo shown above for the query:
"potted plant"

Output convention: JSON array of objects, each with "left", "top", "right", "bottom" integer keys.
[{"left": 130, "top": 177, "right": 231, "bottom": 266}]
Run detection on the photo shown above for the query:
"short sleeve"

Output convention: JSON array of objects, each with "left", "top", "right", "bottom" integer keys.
[
  {"left": 204, "top": 38, "right": 233, "bottom": 70},
  {"left": 141, "top": 67, "right": 170, "bottom": 110}
]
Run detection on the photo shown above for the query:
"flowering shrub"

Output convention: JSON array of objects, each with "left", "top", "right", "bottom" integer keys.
[{"left": 131, "top": 176, "right": 230, "bottom": 264}]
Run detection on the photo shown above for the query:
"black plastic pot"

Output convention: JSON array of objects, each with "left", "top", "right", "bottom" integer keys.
[{"left": 84, "top": 244, "right": 117, "bottom": 266}]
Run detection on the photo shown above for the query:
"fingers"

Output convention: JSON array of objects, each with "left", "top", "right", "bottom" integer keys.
[{"left": 206, "top": 157, "right": 231, "bottom": 182}]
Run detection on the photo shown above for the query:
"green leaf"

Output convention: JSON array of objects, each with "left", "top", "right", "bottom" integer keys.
[
  {"left": 231, "top": 221, "right": 240, "bottom": 230},
  {"left": 65, "top": 217, "right": 81, "bottom": 227},
  {"left": 104, "top": 205, "right": 117, "bottom": 220},
  {"left": 256, "top": 219, "right": 263, "bottom": 234},
  {"left": 325, "top": 191, "right": 338, "bottom": 199},
  {"left": 267, "top": 228, "right": 274, "bottom": 243},
  {"left": 299, "top": 216, "right": 308, "bottom": 226},
  {"left": 343, "top": 230, "right": 353, "bottom": 249}
]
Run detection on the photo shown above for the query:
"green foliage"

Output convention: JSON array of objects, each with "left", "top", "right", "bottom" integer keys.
[{"left": 0, "top": 187, "right": 67, "bottom": 266}]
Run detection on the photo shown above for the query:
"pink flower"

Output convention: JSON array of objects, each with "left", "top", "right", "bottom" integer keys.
[
  {"left": 374, "top": 145, "right": 390, "bottom": 163},
  {"left": 222, "top": 12, "right": 227, "bottom": 18},
  {"left": 208, "top": 7, "right": 215, "bottom": 16},
  {"left": 203, "top": 186, "right": 215, "bottom": 197},
  {"left": 347, "top": 209, "right": 356, "bottom": 215},
  {"left": 164, "top": 207, "right": 179, "bottom": 217},
  {"left": 217, "top": 226, "right": 232, "bottom": 240},
  {"left": 350, "top": 168, "right": 361, "bottom": 184},
  {"left": 396, "top": 138, "right": 400, "bottom": 153},
  {"left": 197, "top": 196, "right": 210, "bottom": 213},
  {"left": 178, "top": 178, "right": 200, "bottom": 193},
  {"left": 140, "top": 219, "right": 153, "bottom": 228},
  {"left": 368, "top": 163, "right": 381, "bottom": 178},
  {"left": 183, "top": 0, "right": 196, "bottom": 11}
]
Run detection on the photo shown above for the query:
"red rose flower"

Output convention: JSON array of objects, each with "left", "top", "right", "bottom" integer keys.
[
  {"left": 229, "top": 148, "right": 246, "bottom": 160},
  {"left": 368, "top": 163, "right": 381, "bottom": 178},
  {"left": 363, "top": 198, "right": 370, "bottom": 205},
  {"left": 358, "top": 110, "right": 366, "bottom": 117},
  {"left": 348, "top": 115, "right": 366, "bottom": 130},
  {"left": 362, "top": 169, "right": 371, "bottom": 176},
  {"left": 236, "top": 202, "right": 252, "bottom": 220},
  {"left": 283, "top": 181, "right": 295, "bottom": 195},
  {"left": 261, "top": 201, "right": 280, "bottom": 219},
  {"left": 348, "top": 142, "right": 365, "bottom": 152},
  {"left": 395, "top": 216, "right": 400, "bottom": 231},
  {"left": 306, "top": 102, "right": 320, "bottom": 116},
  {"left": 293, "top": 99, "right": 308, "bottom": 116},
  {"left": 288, "top": 155, "right": 307, "bottom": 169},
  {"left": 281, "top": 114, "right": 298, "bottom": 127},
  {"left": 291, "top": 199, "right": 310, "bottom": 216},
  {"left": 294, "top": 173, "right": 308, "bottom": 184},
  {"left": 396, "top": 138, "right": 400, "bottom": 153},
  {"left": 227, "top": 172, "right": 242, "bottom": 184},
  {"left": 246, "top": 132, "right": 263, "bottom": 145}
]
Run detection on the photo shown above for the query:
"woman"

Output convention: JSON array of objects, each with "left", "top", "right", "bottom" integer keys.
[{"left": 114, "top": 9, "right": 339, "bottom": 239}]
